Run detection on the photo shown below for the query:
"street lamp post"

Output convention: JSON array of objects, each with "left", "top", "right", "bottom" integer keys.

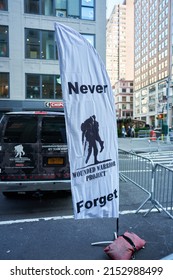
[
  {"left": 166, "top": 1, "right": 172, "bottom": 143},
  {"left": 166, "top": 77, "right": 170, "bottom": 143}
]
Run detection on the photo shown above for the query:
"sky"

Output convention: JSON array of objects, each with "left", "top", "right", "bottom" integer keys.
[{"left": 106, "top": 0, "right": 124, "bottom": 18}]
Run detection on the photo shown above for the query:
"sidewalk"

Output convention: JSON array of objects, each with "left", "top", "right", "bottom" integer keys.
[{"left": 118, "top": 137, "right": 173, "bottom": 153}]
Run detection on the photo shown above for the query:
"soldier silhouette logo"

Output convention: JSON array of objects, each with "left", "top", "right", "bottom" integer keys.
[{"left": 81, "top": 115, "right": 104, "bottom": 165}]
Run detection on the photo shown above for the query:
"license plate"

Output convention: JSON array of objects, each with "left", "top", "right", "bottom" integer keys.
[{"left": 48, "top": 157, "right": 64, "bottom": 165}]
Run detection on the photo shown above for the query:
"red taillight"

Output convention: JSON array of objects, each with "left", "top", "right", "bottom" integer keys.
[
  {"left": 63, "top": 173, "right": 70, "bottom": 179},
  {"left": 34, "top": 111, "right": 47, "bottom": 115}
]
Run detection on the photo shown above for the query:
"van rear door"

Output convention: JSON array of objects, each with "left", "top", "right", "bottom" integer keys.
[
  {"left": 40, "top": 115, "right": 70, "bottom": 181},
  {"left": 0, "top": 114, "right": 39, "bottom": 182}
]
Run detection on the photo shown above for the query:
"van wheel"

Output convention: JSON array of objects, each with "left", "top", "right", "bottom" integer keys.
[{"left": 2, "top": 192, "right": 17, "bottom": 198}]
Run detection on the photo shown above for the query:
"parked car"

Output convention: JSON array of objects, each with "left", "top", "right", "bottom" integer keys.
[
  {"left": 138, "top": 130, "right": 150, "bottom": 138},
  {"left": 0, "top": 111, "right": 71, "bottom": 197}
]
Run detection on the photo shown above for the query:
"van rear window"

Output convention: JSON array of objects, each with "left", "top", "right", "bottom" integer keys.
[
  {"left": 41, "top": 116, "right": 67, "bottom": 144},
  {"left": 3, "top": 116, "right": 37, "bottom": 143}
]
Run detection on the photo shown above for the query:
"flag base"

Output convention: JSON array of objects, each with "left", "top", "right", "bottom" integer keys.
[{"left": 91, "top": 218, "right": 119, "bottom": 246}]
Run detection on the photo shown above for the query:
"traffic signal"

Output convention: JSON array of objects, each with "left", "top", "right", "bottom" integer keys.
[{"left": 156, "top": 113, "right": 164, "bottom": 119}]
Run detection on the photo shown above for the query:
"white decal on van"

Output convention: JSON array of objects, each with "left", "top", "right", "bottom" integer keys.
[{"left": 14, "top": 145, "right": 25, "bottom": 158}]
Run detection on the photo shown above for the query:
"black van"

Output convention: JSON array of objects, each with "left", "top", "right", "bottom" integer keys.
[{"left": 0, "top": 111, "right": 70, "bottom": 197}]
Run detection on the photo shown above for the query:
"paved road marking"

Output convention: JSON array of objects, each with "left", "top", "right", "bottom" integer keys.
[
  {"left": 0, "top": 208, "right": 160, "bottom": 226},
  {"left": 0, "top": 215, "right": 74, "bottom": 225}
]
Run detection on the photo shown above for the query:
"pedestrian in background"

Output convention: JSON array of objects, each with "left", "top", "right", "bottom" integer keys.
[
  {"left": 127, "top": 126, "right": 131, "bottom": 137},
  {"left": 131, "top": 126, "right": 135, "bottom": 137},
  {"left": 121, "top": 125, "right": 126, "bottom": 138}
]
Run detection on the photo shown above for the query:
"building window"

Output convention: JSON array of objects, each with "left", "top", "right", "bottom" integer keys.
[
  {"left": 0, "top": 0, "right": 8, "bottom": 10},
  {"left": 25, "top": 29, "right": 40, "bottom": 59},
  {"left": 55, "top": 0, "right": 80, "bottom": 18},
  {"left": 0, "top": 25, "right": 9, "bottom": 57},
  {"left": 68, "top": 0, "right": 80, "bottom": 18},
  {"left": 82, "top": 34, "right": 95, "bottom": 47},
  {"left": 24, "top": 0, "right": 40, "bottom": 14},
  {"left": 25, "top": 29, "right": 57, "bottom": 60},
  {"left": 42, "top": 0, "right": 54, "bottom": 16},
  {"left": 26, "top": 74, "right": 40, "bottom": 99},
  {"left": 42, "top": 75, "right": 54, "bottom": 99},
  {"left": 55, "top": 0, "right": 67, "bottom": 17},
  {"left": 0, "top": 72, "right": 9, "bottom": 98},
  {"left": 24, "top": 0, "right": 95, "bottom": 20},
  {"left": 26, "top": 74, "right": 62, "bottom": 99},
  {"left": 81, "top": 0, "right": 94, "bottom": 20},
  {"left": 42, "top": 30, "right": 55, "bottom": 59},
  {"left": 25, "top": 28, "right": 95, "bottom": 59}
]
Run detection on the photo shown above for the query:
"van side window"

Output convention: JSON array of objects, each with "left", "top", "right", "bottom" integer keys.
[
  {"left": 41, "top": 116, "right": 67, "bottom": 144},
  {"left": 3, "top": 116, "right": 37, "bottom": 143}
]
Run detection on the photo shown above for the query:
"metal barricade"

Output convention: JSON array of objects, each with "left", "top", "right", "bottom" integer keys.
[
  {"left": 119, "top": 149, "right": 173, "bottom": 219},
  {"left": 129, "top": 137, "right": 173, "bottom": 154},
  {"left": 150, "top": 164, "right": 173, "bottom": 219},
  {"left": 119, "top": 149, "right": 155, "bottom": 213}
]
